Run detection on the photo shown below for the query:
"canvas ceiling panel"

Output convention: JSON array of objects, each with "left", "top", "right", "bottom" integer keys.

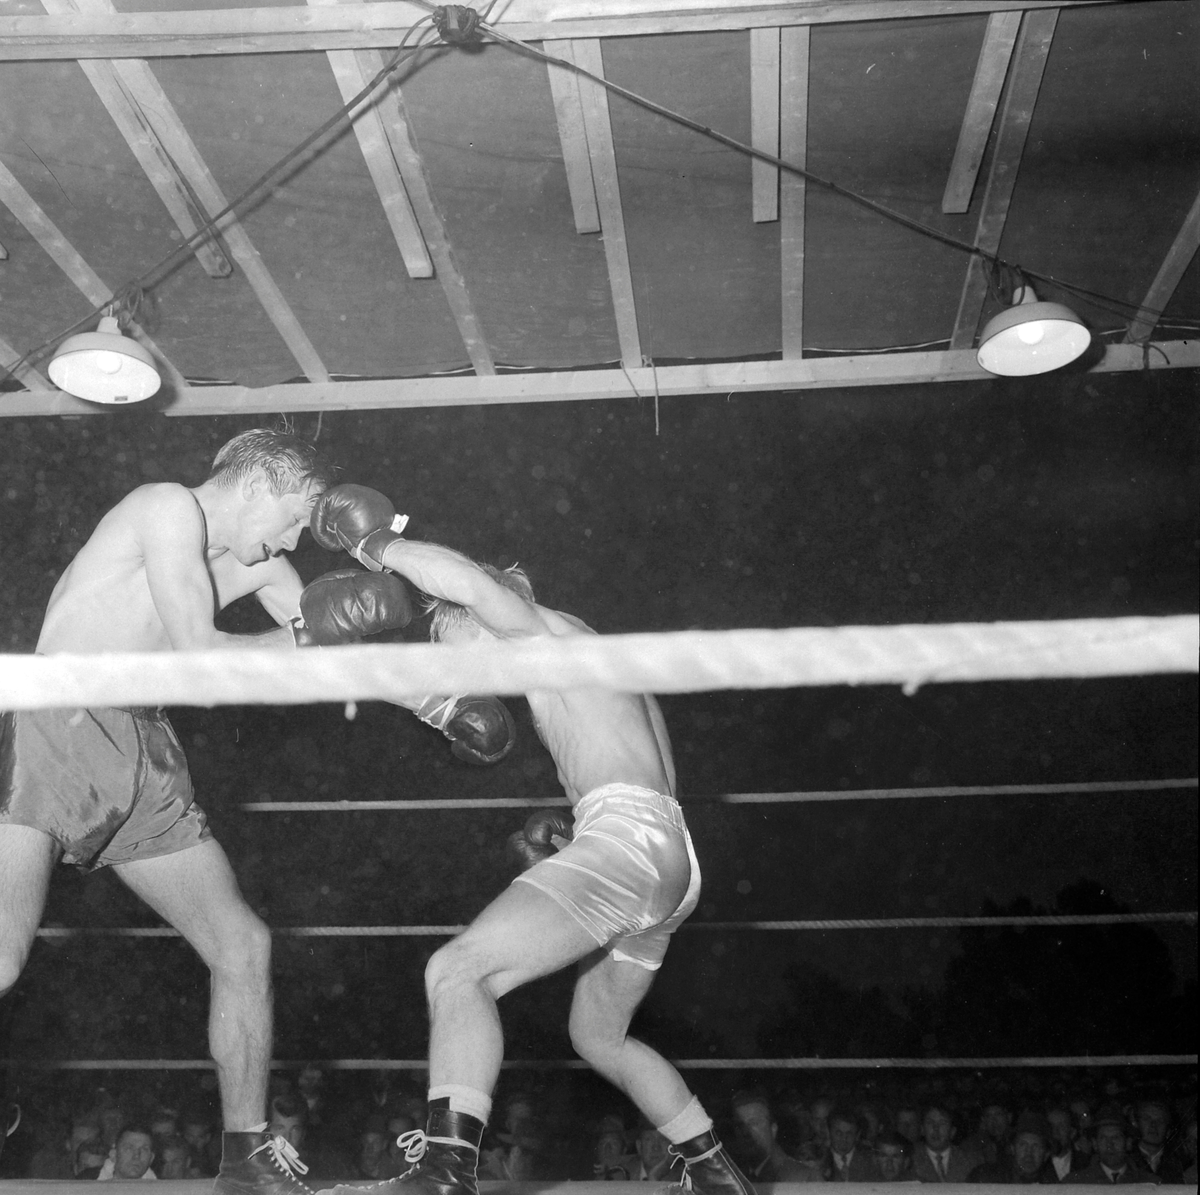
[
  {"left": 992, "top": 1, "right": 1200, "bottom": 332},
  {"left": 396, "top": 44, "right": 621, "bottom": 369},
  {"left": 803, "top": 16, "right": 990, "bottom": 350},
  {"left": 0, "top": 58, "right": 291, "bottom": 377},
  {"left": 600, "top": 33, "right": 780, "bottom": 361},
  {"left": 142, "top": 52, "right": 473, "bottom": 385}
]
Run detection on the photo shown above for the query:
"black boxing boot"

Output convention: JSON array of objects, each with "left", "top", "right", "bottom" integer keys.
[
  {"left": 319, "top": 1101, "right": 483, "bottom": 1195},
  {"left": 670, "top": 1130, "right": 756, "bottom": 1195},
  {"left": 214, "top": 1125, "right": 314, "bottom": 1195}
]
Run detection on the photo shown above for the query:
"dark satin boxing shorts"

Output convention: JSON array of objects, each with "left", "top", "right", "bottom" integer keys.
[
  {"left": 0, "top": 705, "right": 211, "bottom": 870},
  {"left": 514, "top": 783, "right": 702, "bottom": 970}
]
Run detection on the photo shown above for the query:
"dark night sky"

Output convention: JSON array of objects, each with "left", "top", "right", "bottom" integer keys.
[{"left": 1, "top": 364, "right": 1196, "bottom": 1063}]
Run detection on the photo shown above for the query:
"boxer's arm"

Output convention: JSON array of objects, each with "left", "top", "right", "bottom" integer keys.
[
  {"left": 137, "top": 484, "right": 293, "bottom": 650},
  {"left": 250, "top": 556, "right": 305, "bottom": 625},
  {"left": 374, "top": 539, "right": 544, "bottom": 639}
]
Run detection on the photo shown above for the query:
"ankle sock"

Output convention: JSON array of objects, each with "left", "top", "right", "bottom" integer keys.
[
  {"left": 658, "top": 1096, "right": 714, "bottom": 1145},
  {"left": 428, "top": 1085, "right": 492, "bottom": 1126}
]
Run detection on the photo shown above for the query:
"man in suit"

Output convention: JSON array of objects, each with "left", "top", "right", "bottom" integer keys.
[
  {"left": 1046, "top": 1106, "right": 1088, "bottom": 1181},
  {"left": 1130, "top": 1096, "right": 1187, "bottom": 1184},
  {"left": 912, "top": 1103, "right": 980, "bottom": 1183},
  {"left": 822, "top": 1107, "right": 877, "bottom": 1182},
  {"left": 1066, "top": 1106, "right": 1157, "bottom": 1185},
  {"left": 969, "top": 1112, "right": 1060, "bottom": 1184},
  {"left": 731, "top": 1091, "right": 822, "bottom": 1182}
]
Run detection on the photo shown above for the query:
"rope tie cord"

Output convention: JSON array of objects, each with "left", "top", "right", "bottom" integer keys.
[{"left": 0, "top": 616, "right": 1194, "bottom": 710}]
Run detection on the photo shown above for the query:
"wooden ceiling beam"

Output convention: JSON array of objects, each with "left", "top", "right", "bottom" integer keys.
[
  {"left": 750, "top": 27, "right": 780, "bottom": 224},
  {"left": 544, "top": 40, "right": 601, "bottom": 235},
  {"left": 0, "top": 332, "right": 53, "bottom": 391},
  {"left": 949, "top": 7, "right": 1057, "bottom": 351},
  {"left": 779, "top": 25, "right": 809, "bottom": 362},
  {"left": 1124, "top": 187, "right": 1200, "bottom": 344},
  {"left": 571, "top": 37, "right": 643, "bottom": 370},
  {"left": 352, "top": 54, "right": 495, "bottom": 375},
  {"left": 3, "top": 341, "right": 1195, "bottom": 419},
  {"left": 0, "top": 2, "right": 1105, "bottom": 62},
  {"left": 0, "top": 153, "right": 188, "bottom": 393},
  {"left": 310, "top": 0, "right": 433, "bottom": 279},
  {"left": 941, "top": 10, "right": 1022, "bottom": 214}
]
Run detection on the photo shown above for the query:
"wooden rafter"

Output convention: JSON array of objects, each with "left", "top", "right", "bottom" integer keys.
[
  {"left": 779, "top": 26, "right": 809, "bottom": 361},
  {"left": 310, "top": 0, "right": 432, "bottom": 280},
  {"left": 43, "top": 0, "right": 231, "bottom": 278},
  {"left": 544, "top": 40, "right": 601, "bottom": 235},
  {"left": 0, "top": 2, "right": 1104, "bottom": 61},
  {"left": 1, "top": 341, "right": 1194, "bottom": 420},
  {"left": 350, "top": 53, "right": 495, "bottom": 375},
  {"left": 941, "top": 10, "right": 1022, "bottom": 214},
  {"left": 0, "top": 153, "right": 188, "bottom": 393},
  {"left": 571, "top": 38, "right": 642, "bottom": 369},
  {"left": 949, "top": 8, "right": 1058, "bottom": 351},
  {"left": 1124, "top": 187, "right": 1200, "bottom": 344},
  {"left": 750, "top": 27, "right": 780, "bottom": 224},
  {"left": 0, "top": 331, "right": 52, "bottom": 391}
]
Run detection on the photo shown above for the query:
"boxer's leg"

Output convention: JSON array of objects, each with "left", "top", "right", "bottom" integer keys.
[{"left": 0, "top": 824, "right": 58, "bottom": 997}]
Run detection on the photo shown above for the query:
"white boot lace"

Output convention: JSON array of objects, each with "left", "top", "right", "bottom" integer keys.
[
  {"left": 249, "top": 1135, "right": 310, "bottom": 1181},
  {"left": 396, "top": 1129, "right": 429, "bottom": 1166}
]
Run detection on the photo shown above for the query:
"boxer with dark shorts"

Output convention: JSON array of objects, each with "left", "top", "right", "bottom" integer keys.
[{"left": 308, "top": 486, "right": 755, "bottom": 1195}]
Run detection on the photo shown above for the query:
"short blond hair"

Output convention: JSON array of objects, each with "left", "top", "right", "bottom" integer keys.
[{"left": 427, "top": 563, "right": 534, "bottom": 641}]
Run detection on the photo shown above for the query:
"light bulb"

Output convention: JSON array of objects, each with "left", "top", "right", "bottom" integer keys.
[
  {"left": 1015, "top": 322, "right": 1045, "bottom": 346},
  {"left": 94, "top": 350, "right": 125, "bottom": 373}
]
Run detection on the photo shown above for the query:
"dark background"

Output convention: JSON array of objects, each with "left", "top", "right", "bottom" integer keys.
[{"left": 0, "top": 365, "right": 1196, "bottom": 1077}]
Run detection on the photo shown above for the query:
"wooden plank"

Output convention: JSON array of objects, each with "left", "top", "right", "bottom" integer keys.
[
  {"left": 0, "top": 2, "right": 1105, "bottom": 61},
  {"left": 98, "top": 54, "right": 331, "bottom": 382},
  {"left": 355, "top": 50, "right": 494, "bottom": 375},
  {"left": 4, "top": 341, "right": 1194, "bottom": 419},
  {"left": 0, "top": 153, "right": 188, "bottom": 393},
  {"left": 544, "top": 39, "right": 601, "bottom": 234},
  {"left": 39, "top": 0, "right": 232, "bottom": 278},
  {"left": 310, "top": 0, "right": 432, "bottom": 279},
  {"left": 1124, "top": 186, "right": 1200, "bottom": 343},
  {"left": 0, "top": 331, "right": 53, "bottom": 390},
  {"left": 750, "top": 27, "right": 780, "bottom": 224},
  {"left": 571, "top": 37, "right": 642, "bottom": 369},
  {"left": 949, "top": 7, "right": 1057, "bottom": 350},
  {"left": 779, "top": 26, "right": 809, "bottom": 361},
  {"left": 941, "top": 10, "right": 1021, "bottom": 214}
]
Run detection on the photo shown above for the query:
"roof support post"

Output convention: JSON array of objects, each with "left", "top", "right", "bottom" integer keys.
[
  {"left": 1123, "top": 187, "right": 1200, "bottom": 344},
  {"left": 779, "top": 25, "right": 809, "bottom": 361}
]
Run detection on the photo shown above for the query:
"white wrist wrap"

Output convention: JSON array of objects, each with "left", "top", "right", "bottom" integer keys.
[{"left": 414, "top": 693, "right": 465, "bottom": 732}]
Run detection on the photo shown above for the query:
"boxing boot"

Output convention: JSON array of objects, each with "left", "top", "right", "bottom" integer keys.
[
  {"left": 320, "top": 1102, "right": 483, "bottom": 1195},
  {"left": 214, "top": 1125, "right": 314, "bottom": 1195},
  {"left": 670, "top": 1130, "right": 756, "bottom": 1195}
]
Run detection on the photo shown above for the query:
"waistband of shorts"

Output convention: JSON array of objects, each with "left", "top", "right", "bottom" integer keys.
[{"left": 573, "top": 783, "right": 685, "bottom": 828}]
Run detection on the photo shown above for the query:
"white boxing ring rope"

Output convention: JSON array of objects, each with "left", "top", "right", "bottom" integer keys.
[
  {"left": 0, "top": 616, "right": 1195, "bottom": 709},
  {"left": 4, "top": 616, "right": 1197, "bottom": 1078}
]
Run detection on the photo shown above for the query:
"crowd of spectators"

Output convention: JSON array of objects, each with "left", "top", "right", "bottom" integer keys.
[{"left": 2, "top": 1066, "right": 1195, "bottom": 1184}]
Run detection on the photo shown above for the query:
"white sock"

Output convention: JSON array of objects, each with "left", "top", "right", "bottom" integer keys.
[
  {"left": 658, "top": 1096, "right": 713, "bottom": 1145},
  {"left": 428, "top": 1084, "right": 492, "bottom": 1126}
]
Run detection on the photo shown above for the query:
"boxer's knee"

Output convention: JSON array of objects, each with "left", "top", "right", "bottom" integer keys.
[
  {"left": 425, "top": 935, "right": 494, "bottom": 1004},
  {"left": 208, "top": 910, "right": 271, "bottom": 986}
]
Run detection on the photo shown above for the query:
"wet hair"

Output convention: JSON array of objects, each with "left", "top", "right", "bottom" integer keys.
[
  {"left": 427, "top": 562, "right": 535, "bottom": 642},
  {"left": 207, "top": 428, "right": 338, "bottom": 495}
]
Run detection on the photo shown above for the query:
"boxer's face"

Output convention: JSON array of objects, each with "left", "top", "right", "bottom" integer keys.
[{"left": 235, "top": 474, "right": 321, "bottom": 564}]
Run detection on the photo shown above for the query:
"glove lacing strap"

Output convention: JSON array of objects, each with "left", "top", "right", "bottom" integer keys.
[
  {"left": 414, "top": 693, "right": 465, "bottom": 734},
  {"left": 248, "top": 1134, "right": 310, "bottom": 1181},
  {"left": 350, "top": 513, "right": 409, "bottom": 571}
]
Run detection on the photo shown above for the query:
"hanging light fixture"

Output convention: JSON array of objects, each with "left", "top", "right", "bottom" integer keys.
[
  {"left": 48, "top": 315, "right": 161, "bottom": 404},
  {"left": 976, "top": 283, "right": 1091, "bottom": 377}
]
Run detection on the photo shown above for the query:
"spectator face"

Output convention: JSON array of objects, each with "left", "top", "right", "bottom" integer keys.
[
  {"left": 637, "top": 1128, "right": 670, "bottom": 1172},
  {"left": 981, "top": 1105, "right": 1010, "bottom": 1141},
  {"left": 595, "top": 1131, "right": 626, "bottom": 1166},
  {"left": 1013, "top": 1132, "right": 1049, "bottom": 1177},
  {"left": 74, "top": 1142, "right": 108, "bottom": 1175},
  {"left": 830, "top": 1117, "right": 859, "bottom": 1157},
  {"left": 183, "top": 1120, "right": 212, "bottom": 1152},
  {"left": 113, "top": 1130, "right": 154, "bottom": 1180},
  {"left": 1094, "top": 1125, "right": 1130, "bottom": 1171},
  {"left": 298, "top": 1066, "right": 324, "bottom": 1099},
  {"left": 1136, "top": 1104, "right": 1169, "bottom": 1150},
  {"left": 360, "top": 1130, "right": 387, "bottom": 1173},
  {"left": 875, "top": 1142, "right": 911, "bottom": 1182},
  {"left": 1047, "top": 1109, "right": 1075, "bottom": 1155},
  {"left": 810, "top": 1100, "right": 832, "bottom": 1149},
  {"left": 733, "top": 1100, "right": 776, "bottom": 1161},
  {"left": 158, "top": 1140, "right": 191, "bottom": 1179},
  {"left": 895, "top": 1109, "right": 921, "bottom": 1144},
  {"left": 922, "top": 1109, "right": 954, "bottom": 1152},
  {"left": 268, "top": 1111, "right": 305, "bottom": 1151}
]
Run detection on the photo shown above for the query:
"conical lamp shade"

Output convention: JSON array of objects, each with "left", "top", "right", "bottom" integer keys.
[
  {"left": 48, "top": 316, "right": 161, "bottom": 403},
  {"left": 977, "top": 286, "right": 1090, "bottom": 377}
]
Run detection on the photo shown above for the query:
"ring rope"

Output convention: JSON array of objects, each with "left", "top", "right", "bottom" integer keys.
[
  {"left": 33, "top": 912, "right": 1197, "bottom": 939},
  {"left": 242, "top": 777, "right": 1198, "bottom": 812},
  {"left": 0, "top": 616, "right": 1194, "bottom": 709},
  {"left": 3, "top": 1056, "right": 1195, "bottom": 1072}
]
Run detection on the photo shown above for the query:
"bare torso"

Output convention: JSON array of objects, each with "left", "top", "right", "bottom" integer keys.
[
  {"left": 37, "top": 482, "right": 301, "bottom": 654},
  {"left": 522, "top": 606, "right": 676, "bottom": 805}
]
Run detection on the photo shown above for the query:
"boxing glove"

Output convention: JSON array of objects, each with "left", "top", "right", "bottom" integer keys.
[
  {"left": 505, "top": 809, "right": 574, "bottom": 872},
  {"left": 292, "top": 568, "right": 413, "bottom": 646},
  {"left": 414, "top": 693, "right": 517, "bottom": 765},
  {"left": 310, "top": 484, "right": 409, "bottom": 572}
]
